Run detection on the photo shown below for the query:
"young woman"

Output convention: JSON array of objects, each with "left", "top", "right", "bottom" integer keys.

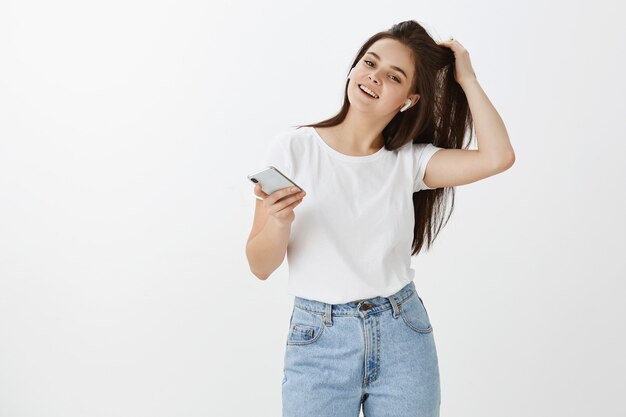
[{"left": 246, "top": 20, "right": 514, "bottom": 417}]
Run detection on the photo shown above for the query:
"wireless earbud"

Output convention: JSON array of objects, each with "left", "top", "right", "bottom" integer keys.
[{"left": 400, "top": 99, "right": 412, "bottom": 112}]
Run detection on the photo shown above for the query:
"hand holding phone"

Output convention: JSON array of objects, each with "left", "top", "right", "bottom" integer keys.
[{"left": 247, "top": 166, "right": 306, "bottom": 224}]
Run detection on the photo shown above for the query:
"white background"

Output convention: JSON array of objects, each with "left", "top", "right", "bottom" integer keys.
[{"left": 1, "top": 0, "right": 625, "bottom": 416}]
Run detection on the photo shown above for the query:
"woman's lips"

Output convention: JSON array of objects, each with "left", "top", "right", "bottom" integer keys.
[{"left": 357, "top": 84, "right": 378, "bottom": 99}]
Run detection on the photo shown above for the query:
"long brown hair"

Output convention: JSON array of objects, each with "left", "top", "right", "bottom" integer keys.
[{"left": 294, "top": 20, "right": 473, "bottom": 256}]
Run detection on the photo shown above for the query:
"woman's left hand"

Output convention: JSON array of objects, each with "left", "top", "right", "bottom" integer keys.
[{"left": 438, "top": 37, "right": 477, "bottom": 87}]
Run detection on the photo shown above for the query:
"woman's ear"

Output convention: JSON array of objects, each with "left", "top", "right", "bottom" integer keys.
[{"left": 410, "top": 94, "right": 421, "bottom": 108}]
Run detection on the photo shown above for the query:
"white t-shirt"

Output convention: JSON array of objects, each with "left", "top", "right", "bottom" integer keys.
[{"left": 262, "top": 126, "right": 443, "bottom": 304}]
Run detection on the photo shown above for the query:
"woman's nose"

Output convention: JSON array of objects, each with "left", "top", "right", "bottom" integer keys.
[{"left": 368, "top": 72, "right": 381, "bottom": 84}]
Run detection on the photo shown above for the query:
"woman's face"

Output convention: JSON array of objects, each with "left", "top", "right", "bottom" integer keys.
[{"left": 348, "top": 38, "right": 419, "bottom": 116}]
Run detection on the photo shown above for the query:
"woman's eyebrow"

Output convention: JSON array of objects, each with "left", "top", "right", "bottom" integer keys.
[{"left": 365, "top": 51, "right": 407, "bottom": 79}]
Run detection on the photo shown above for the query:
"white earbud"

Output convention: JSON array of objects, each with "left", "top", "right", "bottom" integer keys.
[{"left": 400, "top": 99, "right": 412, "bottom": 112}]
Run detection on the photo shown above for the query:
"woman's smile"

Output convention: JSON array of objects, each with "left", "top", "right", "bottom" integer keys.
[
  {"left": 358, "top": 84, "right": 380, "bottom": 99},
  {"left": 357, "top": 84, "right": 380, "bottom": 100}
]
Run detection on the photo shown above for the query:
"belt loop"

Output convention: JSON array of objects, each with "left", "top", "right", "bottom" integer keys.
[
  {"left": 323, "top": 303, "right": 333, "bottom": 327},
  {"left": 388, "top": 295, "right": 400, "bottom": 319}
]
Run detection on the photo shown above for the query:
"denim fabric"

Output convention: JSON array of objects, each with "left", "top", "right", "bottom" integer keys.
[{"left": 282, "top": 280, "right": 440, "bottom": 417}]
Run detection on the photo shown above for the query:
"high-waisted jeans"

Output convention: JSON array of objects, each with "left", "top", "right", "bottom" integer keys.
[{"left": 282, "top": 280, "right": 441, "bottom": 417}]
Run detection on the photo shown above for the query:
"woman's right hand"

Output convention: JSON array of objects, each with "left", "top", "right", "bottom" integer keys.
[{"left": 254, "top": 184, "right": 306, "bottom": 225}]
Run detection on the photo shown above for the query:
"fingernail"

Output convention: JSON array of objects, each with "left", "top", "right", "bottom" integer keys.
[{"left": 291, "top": 187, "right": 297, "bottom": 192}]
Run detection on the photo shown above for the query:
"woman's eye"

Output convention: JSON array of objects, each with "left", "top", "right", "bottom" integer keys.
[
  {"left": 364, "top": 60, "right": 373, "bottom": 66},
  {"left": 390, "top": 75, "right": 400, "bottom": 82}
]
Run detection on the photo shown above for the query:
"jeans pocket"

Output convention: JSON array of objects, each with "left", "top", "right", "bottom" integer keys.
[
  {"left": 286, "top": 306, "right": 325, "bottom": 345},
  {"left": 399, "top": 291, "right": 433, "bottom": 334}
]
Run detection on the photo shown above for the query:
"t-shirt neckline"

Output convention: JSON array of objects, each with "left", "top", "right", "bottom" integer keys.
[{"left": 309, "top": 126, "right": 386, "bottom": 162}]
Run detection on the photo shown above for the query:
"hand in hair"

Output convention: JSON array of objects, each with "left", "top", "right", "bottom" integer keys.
[{"left": 438, "top": 38, "right": 477, "bottom": 86}]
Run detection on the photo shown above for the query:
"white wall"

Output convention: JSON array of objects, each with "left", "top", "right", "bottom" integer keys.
[{"left": 1, "top": 0, "right": 624, "bottom": 416}]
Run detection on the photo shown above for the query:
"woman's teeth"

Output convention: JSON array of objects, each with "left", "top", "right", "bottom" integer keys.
[{"left": 359, "top": 85, "right": 379, "bottom": 99}]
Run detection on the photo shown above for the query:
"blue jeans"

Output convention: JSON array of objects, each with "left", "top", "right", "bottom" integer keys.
[{"left": 282, "top": 280, "right": 441, "bottom": 417}]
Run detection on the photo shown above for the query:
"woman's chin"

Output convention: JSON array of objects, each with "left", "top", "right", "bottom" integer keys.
[{"left": 348, "top": 93, "right": 378, "bottom": 110}]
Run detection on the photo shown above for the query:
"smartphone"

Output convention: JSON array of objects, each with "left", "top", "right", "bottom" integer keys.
[{"left": 247, "top": 166, "right": 304, "bottom": 197}]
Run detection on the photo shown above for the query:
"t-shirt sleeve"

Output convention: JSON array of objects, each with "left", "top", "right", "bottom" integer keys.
[
  {"left": 413, "top": 143, "right": 444, "bottom": 192},
  {"left": 262, "top": 133, "right": 292, "bottom": 178}
]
